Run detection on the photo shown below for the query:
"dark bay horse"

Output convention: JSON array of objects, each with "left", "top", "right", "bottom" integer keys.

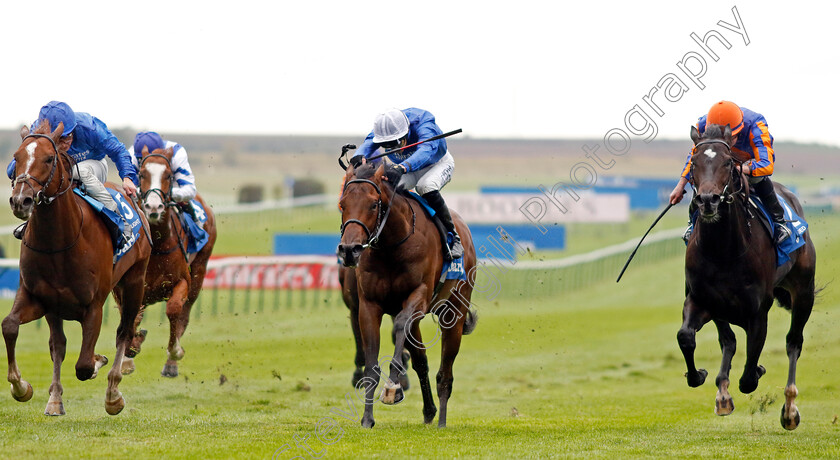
[
  {"left": 337, "top": 161, "right": 478, "bottom": 428},
  {"left": 131, "top": 146, "right": 217, "bottom": 377},
  {"left": 679, "top": 124, "right": 816, "bottom": 430},
  {"left": 4, "top": 122, "right": 151, "bottom": 415}
]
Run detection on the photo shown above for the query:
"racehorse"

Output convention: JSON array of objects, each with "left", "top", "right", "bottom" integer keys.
[
  {"left": 678, "top": 124, "right": 816, "bottom": 430},
  {"left": 132, "top": 146, "right": 217, "bottom": 377},
  {"left": 4, "top": 121, "right": 151, "bottom": 415},
  {"left": 337, "top": 161, "right": 478, "bottom": 428}
]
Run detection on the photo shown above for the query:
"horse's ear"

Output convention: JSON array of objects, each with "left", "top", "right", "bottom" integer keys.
[
  {"left": 690, "top": 125, "right": 700, "bottom": 144},
  {"left": 141, "top": 146, "right": 149, "bottom": 156},
  {"left": 722, "top": 124, "right": 734, "bottom": 146},
  {"left": 50, "top": 122, "right": 65, "bottom": 143},
  {"left": 19, "top": 125, "right": 29, "bottom": 140},
  {"left": 375, "top": 162, "right": 386, "bottom": 182},
  {"left": 164, "top": 146, "right": 174, "bottom": 160}
]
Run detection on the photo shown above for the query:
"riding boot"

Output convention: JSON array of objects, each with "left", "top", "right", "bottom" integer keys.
[
  {"left": 421, "top": 191, "right": 464, "bottom": 260},
  {"left": 683, "top": 197, "right": 698, "bottom": 243},
  {"left": 753, "top": 176, "right": 791, "bottom": 245}
]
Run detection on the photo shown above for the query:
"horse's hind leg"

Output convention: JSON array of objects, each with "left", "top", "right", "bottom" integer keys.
[
  {"left": 162, "top": 279, "right": 190, "bottom": 378},
  {"left": 739, "top": 309, "right": 769, "bottom": 394},
  {"left": 677, "top": 296, "right": 711, "bottom": 387},
  {"left": 75, "top": 300, "right": 106, "bottom": 382},
  {"left": 780, "top": 283, "right": 814, "bottom": 431},
  {"left": 405, "top": 317, "right": 436, "bottom": 424},
  {"left": 382, "top": 288, "right": 429, "bottom": 406},
  {"left": 436, "top": 302, "right": 468, "bottom": 429},
  {"left": 44, "top": 315, "right": 67, "bottom": 415},
  {"left": 2, "top": 291, "right": 45, "bottom": 403},
  {"left": 106, "top": 268, "right": 145, "bottom": 416},
  {"left": 712, "top": 320, "right": 736, "bottom": 416}
]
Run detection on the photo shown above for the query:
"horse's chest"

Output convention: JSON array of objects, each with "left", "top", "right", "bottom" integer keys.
[{"left": 20, "top": 262, "right": 102, "bottom": 312}]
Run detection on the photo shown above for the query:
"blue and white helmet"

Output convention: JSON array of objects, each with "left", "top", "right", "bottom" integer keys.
[{"left": 372, "top": 109, "right": 409, "bottom": 144}]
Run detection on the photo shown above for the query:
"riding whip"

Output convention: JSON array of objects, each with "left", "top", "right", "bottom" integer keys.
[
  {"left": 367, "top": 128, "right": 463, "bottom": 161},
  {"left": 616, "top": 202, "right": 675, "bottom": 283}
]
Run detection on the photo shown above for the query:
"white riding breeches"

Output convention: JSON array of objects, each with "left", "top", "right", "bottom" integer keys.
[
  {"left": 73, "top": 158, "right": 118, "bottom": 212},
  {"left": 398, "top": 152, "right": 455, "bottom": 195}
]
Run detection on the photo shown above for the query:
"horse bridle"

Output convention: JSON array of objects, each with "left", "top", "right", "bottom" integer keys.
[
  {"left": 13, "top": 134, "right": 83, "bottom": 253},
  {"left": 139, "top": 153, "right": 188, "bottom": 261},
  {"left": 339, "top": 178, "right": 415, "bottom": 250},
  {"left": 689, "top": 139, "right": 745, "bottom": 205},
  {"left": 12, "top": 134, "right": 74, "bottom": 205}
]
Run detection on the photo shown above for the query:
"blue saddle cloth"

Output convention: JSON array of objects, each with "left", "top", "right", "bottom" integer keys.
[
  {"left": 405, "top": 191, "right": 466, "bottom": 282},
  {"left": 180, "top": 199, "right": 210, "bottom": 254},
  {"left": 73, "top": 188, "right": 141, "bottom": 263},
  {"left": 749, "top": 194, "right": 808, "bottom": 266}
]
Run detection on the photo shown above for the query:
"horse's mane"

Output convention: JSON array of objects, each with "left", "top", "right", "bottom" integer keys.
[
  {"left": 702, "top": 124, "right": 725, "bottom": 140},
  {"left": 33, "top": 119, "right": 54, "bottom": 135},
  {"left": 353, "top": 161, "right": 379, "bottom": 180}
]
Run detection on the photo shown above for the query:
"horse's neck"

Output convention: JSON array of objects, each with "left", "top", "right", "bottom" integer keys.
[
  {"left": 28, "top": 190, "right": 83, "bottom": 245},
  {"left": 696, "top": 201, "right": 751, "bottom": 258},
  {"left": 376, "top": 192, "right": 414, "bottom": 252}
]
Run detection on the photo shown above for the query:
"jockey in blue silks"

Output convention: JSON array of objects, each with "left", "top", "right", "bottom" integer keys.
[
  {"left": 6, "top": 101, "right": 138, "bottom": 241},
  {"left": 351, "top": 108, "right": 462, "bottom": 260}
]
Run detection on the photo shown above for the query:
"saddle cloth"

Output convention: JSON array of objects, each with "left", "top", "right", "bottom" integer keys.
[
  {"left": 748, "top": 193, "right": 808, "bottom": 266},
  {"left": 73, "top": 188, "right": 141, "bottom": 263},
  {"left": 179, "top": 199, "right": 209, "bottom": 254},
  {"left": 405, "top": 191, "right": 467, "bottom": 288}
]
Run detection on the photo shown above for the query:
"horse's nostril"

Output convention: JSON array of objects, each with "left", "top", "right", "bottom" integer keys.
[{"left": 22, "top": 197, "right": 33, "bottom": 207}]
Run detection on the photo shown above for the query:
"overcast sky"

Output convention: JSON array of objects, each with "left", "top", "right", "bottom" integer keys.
[{"left": 0, "top": 1, "right": 837, "bottom": 146}]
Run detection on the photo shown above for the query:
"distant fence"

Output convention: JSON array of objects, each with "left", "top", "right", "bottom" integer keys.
[{"left": 1, "top": 228, "right": 687, "bottom": 327}]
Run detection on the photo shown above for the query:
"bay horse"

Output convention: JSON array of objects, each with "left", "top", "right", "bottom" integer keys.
[
  {"left": 132, "top": 146, "right": 217, "bottom": 377},
  {"left": 337, "top": 161, "right": 478, "bottom": 428},
  {"left": 4, "top": 121, "right": 151, "bottom": 415},
  {"left": 679, "top": 124, "right": 816, "bottom": 430}
]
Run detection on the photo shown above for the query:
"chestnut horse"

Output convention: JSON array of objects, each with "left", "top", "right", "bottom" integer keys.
[
  {"left": 337, "top": 161, "right": 478, "bottom": 428},
  {"left": 132, "top": 146, "right": 217, "bottom": 377},
  {"left": 679, "top": 124, "right": 816, "bottom": 430},
  {"left": 4, "top": 122, "right": 151, "bottom": 415}
]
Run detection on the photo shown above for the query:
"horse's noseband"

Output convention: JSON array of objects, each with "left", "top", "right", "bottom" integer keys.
[
  {"left": 139, "top": 153, "right": 176, "bottom": 206},
  {"left": 12, "top": 134, "right": 72, "bottom": 206},
  {"left": 689, "top": 139, "right": 743, "bottom": 206},
  {"left": 340, "top": 179, "right": 384, "bottom": 248}
]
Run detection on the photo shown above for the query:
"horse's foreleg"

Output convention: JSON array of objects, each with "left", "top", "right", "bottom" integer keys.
[
  {"left": 106, "top": 269, "right": 144, "bottom": 416},
  {"left": 75, "top": 300, "right": 104, "bottom": 382},
  {"left": 382, "top": 288, "right": 428, "bottom": 406},
  {"left": 349, "top": 301, "right": 364, "bottom": 388},
  {"left": 712, "top": 320, "right": 736, "bottom": 416},
  {"left": 781, "top": 285, "right": 814, "bottom": 430},
  {"left": 44, "top": 315, "right": 67, "bottom": 415},
  {"left": 2, "top": 292, "right": 45, "bottom": 403},
  {"left": 739, "top": 310, "right": 769, "bottom": 394},
  {"left": 358, "top": 302, "right": 383, "bottom": 428},
  {"left": 162, "top": 279, "right": 190, "bottom": 378},
  {"left": 405, "top": 320, "right": 436, "bottom": 424},
  {"left": 677, "top": 297, "right": 711, "bottom": 388}
]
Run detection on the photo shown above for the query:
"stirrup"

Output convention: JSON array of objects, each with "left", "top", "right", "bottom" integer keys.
[{"left": 774, "top": 224, "right": 791, "bottom": 245}]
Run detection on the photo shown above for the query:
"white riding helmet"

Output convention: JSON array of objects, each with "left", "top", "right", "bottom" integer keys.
[{"left": 372, "top": 109, "right": 409, "bottom": 143}]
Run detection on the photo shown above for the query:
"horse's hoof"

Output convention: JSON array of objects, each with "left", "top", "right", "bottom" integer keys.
[
  {"left": 380, "top": 381, "right": 404, "bottom": 405},
  {"left": 686, "top": 369, "right": 708, "bottom": 388},
  {"left": 105, "top": 395, "right": 126, "bottom": 416},
  {"left": 125, "top": 347, "right": 140, "bottom": 359},
  {"left": 11, "top": 381, "right": 33, "bottom": 402},
  {"left": 715, "top": 396, "right": 734, "bottom": 416},
  {"left": 398, "top": 372, "right": 410, "bottom": 392},
  {"left": 161, "top": 363, "right": 179, "bottom": 378},
  {"left": 423, "top": 407, "right": 438, "bottom": 424},
  {"left": 361, "top": 418, "right": 375, "bottom": 429},
  {"left": 44, "top": 401, "right": 65, "bottom": 416},
  {"left": 121, "top": 357, "right": 136, "bottom": 375},
  {"left": 781, "top": 405, "right": 800, "bottom": 431},
  {"left": 351, "top": 368, "right": 363, "bottom": 388}
]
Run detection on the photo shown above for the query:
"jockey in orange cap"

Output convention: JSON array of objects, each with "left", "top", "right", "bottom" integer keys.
[{"left": 669, "top": 101, "right": 792, "bottom": 245}]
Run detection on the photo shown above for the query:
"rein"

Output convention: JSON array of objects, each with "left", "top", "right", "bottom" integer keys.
[
  {"left": 689, "top": 139, "right": 746, "bottom": 205},
  {"left": 340, "top": 178, "right": 415, "bottom": 250}
]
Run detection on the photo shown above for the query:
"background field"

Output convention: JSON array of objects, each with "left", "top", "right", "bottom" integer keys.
[{"left": 0, "top": 133, "right": 838, "bottom": 459}]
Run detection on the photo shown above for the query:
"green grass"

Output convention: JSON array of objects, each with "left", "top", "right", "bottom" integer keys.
[{"left": 1, "top": 218, "right": 839, "bottom": 459}]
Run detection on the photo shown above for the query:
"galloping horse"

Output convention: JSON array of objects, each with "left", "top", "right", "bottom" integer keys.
[
  {"left": 133, "top": 146, "right": 217, "bottom": 377},
  {"left": 4, "top": 121, "right": 151, "bottom": 415},
  {"left": 337, "top": 161, "right": 478, "bottom": 428},
  {"left": 678, "top": 124, "right": 816, "bottom": 430}
]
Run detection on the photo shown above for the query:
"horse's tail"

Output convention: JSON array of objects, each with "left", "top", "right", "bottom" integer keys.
[{"left": 462, "top": 307, "right": 478, "bottom": 335}]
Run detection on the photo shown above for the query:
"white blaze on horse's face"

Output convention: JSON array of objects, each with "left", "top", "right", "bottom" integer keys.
[
  {"left": 143, "top": 162, "right": 167, "bottom": 219},
  {"left": 703, "top": 148, "right": 717, "bottom": 159},
  {"left": 24, "top": 141, "right": 37, "bottom": 175}
]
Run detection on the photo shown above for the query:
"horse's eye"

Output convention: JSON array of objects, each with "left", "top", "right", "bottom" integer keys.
[
  {"left": 45, "top": 156, "right": 54, "bottom": 164},
  {"left": 369, "top": 203, "right": 377, "bottom": 211}
]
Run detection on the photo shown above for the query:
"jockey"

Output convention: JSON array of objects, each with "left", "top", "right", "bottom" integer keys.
[
  {"left": 6, "top": 101, "right": 138, "bottom": 241},
  {"left": 669, "top": 101, "right": 792, "bottom": 245},
  {"left": 128, "top": 131, "right": 200, "bottom": 224},
  {"left": 351, "top": 108, "right": 463, "bottom": 260}
]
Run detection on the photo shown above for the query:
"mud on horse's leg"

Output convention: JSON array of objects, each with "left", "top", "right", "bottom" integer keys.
[
  {"left": 712, "top": 320, "right": 736, "bottom": 416},
  {"left": 677, "top": 297, "right": 711, "bottom": 388},
  {"left": 2, "top": 293, "right": 45, "bottom": 403}
]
